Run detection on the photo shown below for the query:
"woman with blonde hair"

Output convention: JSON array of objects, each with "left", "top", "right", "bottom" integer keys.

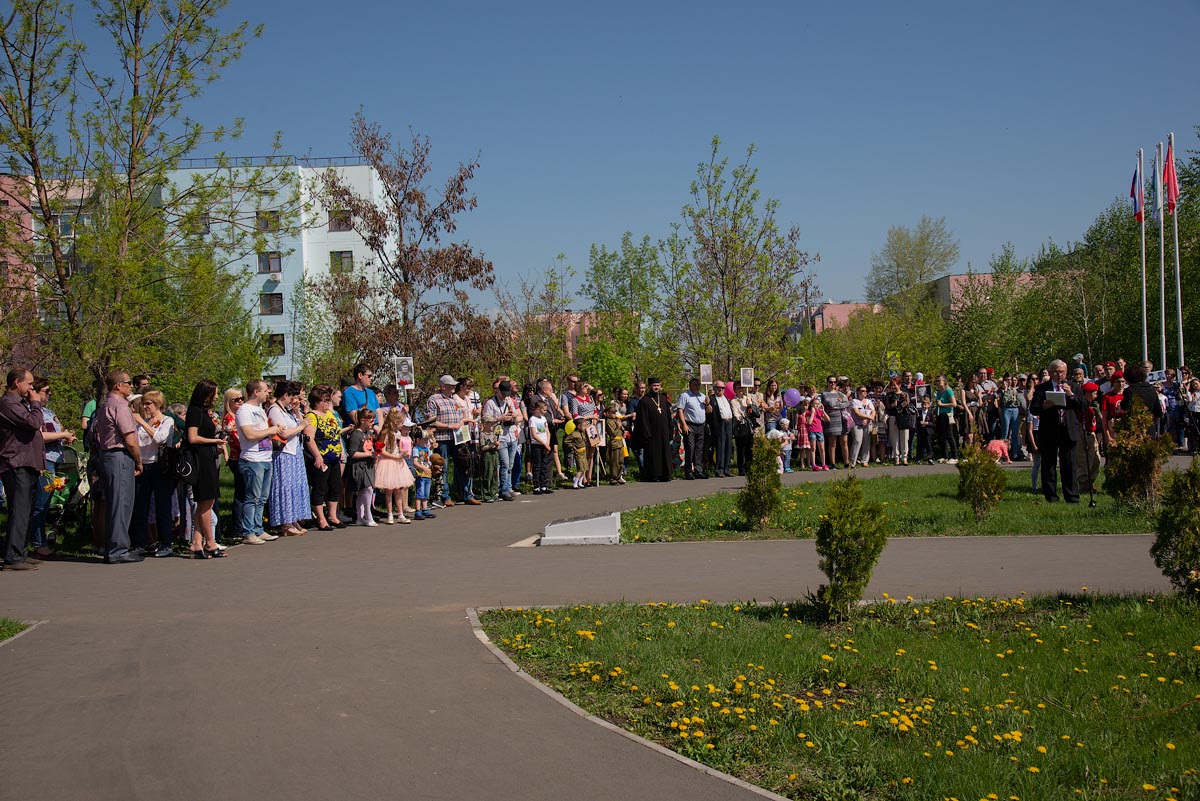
[{"left": 131, "top": 390, "right": 176, "bottom": 556}]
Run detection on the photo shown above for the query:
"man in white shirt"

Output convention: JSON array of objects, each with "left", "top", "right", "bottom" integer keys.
[
  {"left": 710, "top": 381, "right": 734, "bottom": 477},
  {"left": 235, "top": 379, "right": 281, "bottom": 543}
]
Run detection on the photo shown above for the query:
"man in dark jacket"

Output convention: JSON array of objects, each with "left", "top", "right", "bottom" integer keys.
[
  {"left": 1119, "top": 363, "right": 1163, "bottom": 433},
  {"left": 0, "top": 368, "right": 46, "bottom": 570},
  {"left": 1029, "top": 359, "right": 1082, "bottom": 503}
]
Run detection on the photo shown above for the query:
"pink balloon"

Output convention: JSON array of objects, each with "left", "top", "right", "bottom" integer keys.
[{"left": 724, "top": 383, "right": 736, "bottom": 400}]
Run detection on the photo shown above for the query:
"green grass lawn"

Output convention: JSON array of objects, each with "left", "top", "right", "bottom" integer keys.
[
  {"left": 0, "top": 618, "right": 28, "bottom": 642},
  {"left": 623, "top": 471, "right": 1152, "bottom": 542},
  {"left": 482, "top": 595, "right": 1200, "bottom": 801}
]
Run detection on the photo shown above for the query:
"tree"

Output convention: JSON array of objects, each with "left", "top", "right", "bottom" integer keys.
[
  {"left": 804, "top": 301, "right": 947, "bottom": 384},
  {"left": 582, "top": 232, "right": 672, "bottom": 381},
  {"left": 494, "top": 256, "right": 576, "bottom": 386},
  {"left": 0, "top": 0, "right": 281, "bottom": 407},
  {"left": 865, "top": 215, "right": 959, "bottom": 306},
  {"left": 575, "top": 339, "right": 633, "bottom": 395},
  {"left": 943, "top": 243, "right": 1037, "bottom": 375},
  {"left": 659, "top": 136, "right": 819, "bottom": 381},
  {"left": 306, "top": 112, "right": 503, "bottom": 387}
]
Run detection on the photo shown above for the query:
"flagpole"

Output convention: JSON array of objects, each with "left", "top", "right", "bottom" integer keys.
[
  {"left": 1139, "top": 148, "right": 1148, "bottom": 363},
  {"left": 1169, "top": 132, "right": 1185, "bottom": 367},
  {"left": 1157, "top": 142, "right": 1167, "bottom": 370}
]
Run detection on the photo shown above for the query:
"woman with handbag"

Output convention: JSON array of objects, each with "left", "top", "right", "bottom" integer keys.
[
  {"left": 131, "top": 390, "right": 176, "bottom": 556},
  {"left": 884, "top": 377, "right": 914, "bottom": 465},
  {"left": 185, "top": 380, "right": 226, "bottom": 558}
]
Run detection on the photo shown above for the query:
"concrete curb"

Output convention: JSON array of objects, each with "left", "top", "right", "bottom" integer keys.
[
  {"left": 0, "top": 619, "right": 47, "bottom": 651},
  {"left": 467, "top": 606, "right": 791, "bottom": 801}
]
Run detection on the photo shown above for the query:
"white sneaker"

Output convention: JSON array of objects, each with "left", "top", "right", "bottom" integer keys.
[
  {"left": 396, "top": 515, "right": 411, "bottom": 524},
  {"left": 242, "top": 534, "right": 266, "bottom": 545},
  {"left": 260, "top": 533, "right": 280, "bottom": 541},
  {"left": 360, "top": 518, "right": 378, "bottom": 527},
  {"left": 947, "top": 458, "right": 958, "bottom": 465},
  {"left": 385, "top": 515, "right": 395, "bottom": 525}
]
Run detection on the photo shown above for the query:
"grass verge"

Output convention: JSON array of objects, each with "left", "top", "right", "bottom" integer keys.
[
  {"left": 623, "top": 471, "right": 1147, "bottom": 542},
  {"left": 481, "top": 595, "right": 1199, "bottom": 801},
  {"left": 0, "top": 618, "right": 29, "bottom": 642}
]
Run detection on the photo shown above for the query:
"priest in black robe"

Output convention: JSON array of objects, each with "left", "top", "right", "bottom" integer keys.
[{"left": 634, "top": 378, "right": 673, "bottom": 481}]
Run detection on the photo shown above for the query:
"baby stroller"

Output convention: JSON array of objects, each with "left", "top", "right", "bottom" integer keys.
[{"left": 44, "top": 445, "right": 92, "bottom": 551}]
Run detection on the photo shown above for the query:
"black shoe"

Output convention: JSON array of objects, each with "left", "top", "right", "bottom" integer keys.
[
  {"left": 1065, "top": 498, "right": 1080, "bottom": 504},
  {"left": 683, "top": 474, "right": 694, "bottom": 480},
  {"left": 105, "top": 553, "right": 144, "bottom": 564},
  {"left": 695, "top": 473, "right": 709, "bottom": 479},
  {"left": 332, "top": 520, "right": 348, "bottom": 529},
  {"left": 1045, "top": 496, "right": 1059, "bottom": 503},
  {"left": 541, "top": 487, "right": 555, "bottom": 494},
  {"left": 3, "top": 560, "right": 38, "bottom": 571},
  {"left": 501, "top": 493, "right": 516, "bottom": 501}
]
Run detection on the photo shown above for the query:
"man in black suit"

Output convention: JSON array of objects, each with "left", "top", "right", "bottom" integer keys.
[{"left": 1029, "top": 359, "right": 1082, "bottom": 503}]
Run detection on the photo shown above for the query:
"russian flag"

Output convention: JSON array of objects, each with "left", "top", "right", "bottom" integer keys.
[{"left": 1130, "top": 159, "right": 1144, "bottom": 223}]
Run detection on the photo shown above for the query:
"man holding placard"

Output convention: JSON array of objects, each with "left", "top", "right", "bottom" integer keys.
[{"left": 1029, "top": 359, "right": 1081, "bottom": 503}]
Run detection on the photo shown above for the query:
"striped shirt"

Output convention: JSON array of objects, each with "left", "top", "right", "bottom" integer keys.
[{"left": 424, "top": 391, "right": 464, "bottom": 443}]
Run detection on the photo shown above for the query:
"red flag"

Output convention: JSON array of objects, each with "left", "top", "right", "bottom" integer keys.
[{"left": 1164, "top": 139, "right": 1180, "bottom": 215}]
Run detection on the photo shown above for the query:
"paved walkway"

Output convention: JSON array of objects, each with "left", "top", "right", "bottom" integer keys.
[{"left": 0, "top": 461, "right": 1175, "bottom": 801}]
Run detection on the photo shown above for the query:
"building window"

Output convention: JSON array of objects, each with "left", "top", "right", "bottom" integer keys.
[
  {"left": 259, "top": 292, "right": 283, "bottom": 316},
  {"left": 258, "top": 251, "right": 282, "bottom": 273},
  {"left": 328, "top": 210, "right": 352, "bottom": 232},
  {"left": 256, "top": 210, "right": 281, "bottom": 232},
  {"left": 329, "top": 250, "right": 353, "bottom": 274},
  {"left": 264, "top": 333, "right": 286, "bottom": 356}
]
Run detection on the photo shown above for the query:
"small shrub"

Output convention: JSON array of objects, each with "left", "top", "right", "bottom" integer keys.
[
  {"left": 956, "top": 442, "right": 1006, "bottom": 521},
  {"left": 812, "top": 476, "right": 890, "bottom": 620},
  {"left": 737, "top": 435, "right": 782, "bottom": 529},
  {"left": 1105, "top": 399, "right": 1174, "bottom": 513},
  {"left": 1152, "top": 457, "right": 1200, "bottom": 601}
]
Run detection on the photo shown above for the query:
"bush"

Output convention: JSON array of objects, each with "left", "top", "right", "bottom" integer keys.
[
  {"left": 956, "top": 442, "right": 1006, "bottom": 521},
  {"left": 1152, "top": 457, "right": 1200, "bottom": 601},
  {"left": 1105, "top": 398, "right": 1174, "bottom": 513},
  {"left": 737, "top": 435, "right": 782, "bottom": 529},
  {"left": 812, "top": 476, "right": 890, "bottom": 620}
]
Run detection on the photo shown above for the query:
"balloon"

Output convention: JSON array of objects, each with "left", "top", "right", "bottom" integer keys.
[
  {"left": 723, "top": 383, "right": 736, "bottom": 400},
  {"left": 564, "top": 420, "right": 576, "bottom": 435},
  {"left": 783, "top": 388, "right": 802, "bottom": 408}
]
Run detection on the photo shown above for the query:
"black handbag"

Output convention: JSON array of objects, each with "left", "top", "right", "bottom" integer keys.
[{"left": 173, "top": 446, "right": 199, "bottom": 485}]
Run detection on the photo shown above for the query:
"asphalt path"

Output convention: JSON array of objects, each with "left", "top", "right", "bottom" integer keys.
[{"left": 0, "top": 459, "right": 1178, "bottom": 801}]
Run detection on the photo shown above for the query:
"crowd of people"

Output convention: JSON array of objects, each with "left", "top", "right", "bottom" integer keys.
[{"left": 1, "top": 354, "right": 1196, "bottom": 569}]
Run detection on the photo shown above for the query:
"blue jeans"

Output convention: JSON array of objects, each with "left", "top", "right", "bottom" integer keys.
[
  {"left": 237, "top": 460, "right": 272, "bottom": 537},
  {"left": 435, "top": 441, "right": 453, "bottom": 501},
  {"left": 498, "top": 439, "right": 519, "bottom": 495},
  {"left": 999, "top": 407, "right": 1021, "bottom": 454}
]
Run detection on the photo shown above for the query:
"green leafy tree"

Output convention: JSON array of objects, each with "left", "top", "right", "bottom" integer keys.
[
  {"left": 583, "top": 232, "right": 672, "bottom": 381},
  {"left": 813, "top": 476, "right": 889, "bottom": 620},
  {"left": 804, "top": 301, "right": 947, "bottom": 384},
  {"left": 0, "top": 0, "right": 283, "bottom": 408},
  {"left": 659, "top": 136, "right": 819, "bottom": 380},
  {"left": 576, "top": 339, "right": 633, "bottom": 395},
  {"left": 1152, "top": 457, "right": 1200, "bottom": 600},
  {"left": 944, "top": 243, "right": 1037, "bottom": 375},
  {"left": 865, "top": 215, "right": 959, "bottom": 307}
]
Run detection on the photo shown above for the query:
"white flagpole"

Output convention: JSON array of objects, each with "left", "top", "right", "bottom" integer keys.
[
  {"left": 1170, "top": 132, "right": 1185, "bottom": 367},
  {"left": 1139, "top": 148, "right": 1148, "bottom": 363},
  {"left": 1157, "top": 142, "right": 1167, "bottom": 370}
]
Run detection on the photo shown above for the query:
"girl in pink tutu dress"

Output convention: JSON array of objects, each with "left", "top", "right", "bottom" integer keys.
[{"left": 375, "top": 409, "right": 415, "bottom": 524}]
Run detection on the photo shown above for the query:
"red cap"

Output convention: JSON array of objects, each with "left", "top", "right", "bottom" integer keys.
[
  {"left": 985, "top": 367, "right": 994, "bottom": 374},
  {"left": 1082, "top": 382, "right": 1099, "bottom": 392},
  {"left": 1112, "top": 370, "right": 1124, "bottom": 379},
  {"left": 1105, "top": 361, "right": 1115, "bottom": 367}
]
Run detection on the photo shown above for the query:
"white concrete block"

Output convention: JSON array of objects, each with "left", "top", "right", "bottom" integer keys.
[{"left": 539, "top": 512, "right": 621, "bottom": 546}]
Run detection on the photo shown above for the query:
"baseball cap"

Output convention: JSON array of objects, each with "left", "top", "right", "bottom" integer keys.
[
  {"left": 498, "top": 380, "right": 512, "bottom": 394},
  {"left": 439, "top": 374, "right": 456, "bottom": 386},
  {"left": 1082, "top": 382, "right": 1099, "bottom": 392},
  {"left": 1072, "top": 353, "right": 1085, "bottom": 361}
]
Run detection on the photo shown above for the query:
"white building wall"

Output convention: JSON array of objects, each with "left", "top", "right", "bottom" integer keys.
[{"left": 168, "top": 159, "right": 382, "bottom": 379}]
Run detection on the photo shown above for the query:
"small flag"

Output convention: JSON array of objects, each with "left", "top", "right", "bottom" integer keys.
[
  {"left": 1164, "top": 138, "right": 1180, "bottom": 215},
  {"left": 1130, "top": 158, "right": 1144, "bottom": 223},
  {"left": 1151, "top": 147, "right": 1163, "bottom": 224}
]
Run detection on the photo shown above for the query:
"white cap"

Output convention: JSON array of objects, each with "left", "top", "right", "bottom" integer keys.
[
  {"left": 439, "top": 374, "right": 456, "bottom": 386},
  {"left": 915, "top": 372, "right": 924, "bottom": 381}
]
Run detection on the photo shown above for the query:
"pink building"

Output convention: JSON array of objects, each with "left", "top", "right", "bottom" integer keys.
[
  {"left": 0, "top": 176, "right": 38, "bottom": 365},
  {"left": 806, "top": 301, "right": 883, "bottom": 332},
  {"left": 927, "top": 272, "right": 1033, "bottom": 317}
]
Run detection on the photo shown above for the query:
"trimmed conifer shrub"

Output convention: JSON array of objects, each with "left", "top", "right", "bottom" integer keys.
[
  {"left": 1105, "top": 398, "right": 1174, "bottom": 513},
  {"left": 956, "top": 442, "right": 1006, "bottom": 521},
  {"left": 1152, "top": 457, "right": 1200, "bottom": 601},
  {"left": 813, "top": 476, "right": 890, "bottom": 620},
  {"left": 737, "top": 435, "right": 782, "bottom": 529}
]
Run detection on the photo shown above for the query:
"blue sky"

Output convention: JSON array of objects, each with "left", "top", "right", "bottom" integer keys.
[{"left": 181, "top": 0, "right": 1199, "bottom": 303}]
